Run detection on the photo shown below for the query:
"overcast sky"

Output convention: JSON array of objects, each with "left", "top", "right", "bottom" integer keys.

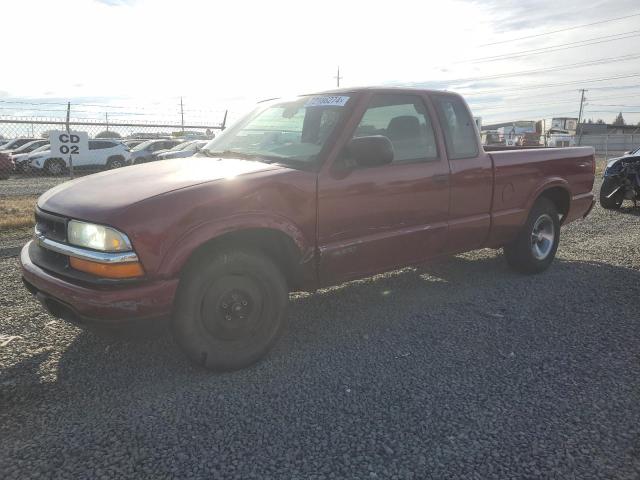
[{"left": 1, "top": 0, "right": 639, "bottom": 126}]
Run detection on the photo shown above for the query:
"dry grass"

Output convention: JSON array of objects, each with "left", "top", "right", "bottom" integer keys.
[{"left": 0, "top": 196, "right": 37, "bottom": 230}]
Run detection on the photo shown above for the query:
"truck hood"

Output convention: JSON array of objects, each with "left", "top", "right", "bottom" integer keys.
[{"left": 38, "top": 157, "right": 281, "bottom": 221}]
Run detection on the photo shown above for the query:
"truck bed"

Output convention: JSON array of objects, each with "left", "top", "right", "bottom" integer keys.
[{"left": 484, "top": 146, "right": 595, "bottom": 248}]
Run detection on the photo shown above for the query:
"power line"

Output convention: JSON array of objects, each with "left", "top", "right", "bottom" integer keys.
[
  {"left": 472, "top": 98, "right": 579, "bottom": 112},
  {"left": 467, "top": 91, "right": 640, "bottom": 113},
  {"left": 468, "top": 84, "right": 640, "bottom": 102},
  {"left": 589, "top": 104, "right": 640, "bottom": 107},
  {"left": 585, "top": 110, "right": 640, "bottom": 113},
  {"left": 460, "top": 72, "right": 640, "bottom": 96},
  {"left": 479, "top": 12, "right": 640, "bottom": 46},
  {"left": 481, "top": 111, "right": 580, "bottom": 123},
  {"left": 444, "top": 53, "right": 640, "bottom": 84},
  {"left": 460, "top": 30, "right": 640, "bottom": 64}
]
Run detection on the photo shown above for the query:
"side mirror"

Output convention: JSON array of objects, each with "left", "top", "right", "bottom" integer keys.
[{"left": 346, "top": 135, "right": 393, "bottom": 168}]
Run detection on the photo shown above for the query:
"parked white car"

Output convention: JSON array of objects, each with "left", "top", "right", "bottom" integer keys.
[
  {"left": 156, "top": 140, "right": 208, "bottom": 160},
  {"left": 14, "top": 143, "right": 50, "bottom": 172},
  {"left": 28, "top": 140, "right": 131, "bottom": 175}
]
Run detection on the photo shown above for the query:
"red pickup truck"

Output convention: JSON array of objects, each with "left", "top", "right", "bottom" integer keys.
[{"left": 21, "top": 87, "right": 595, "bottom": 370}]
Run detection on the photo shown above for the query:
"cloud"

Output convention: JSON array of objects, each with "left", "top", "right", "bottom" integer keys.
[
  {"left": 93, "top": 0, "right": 136, "bottom": 6},
  {"left": 2, "top": 0, "right": 639, "bottom": 125}
]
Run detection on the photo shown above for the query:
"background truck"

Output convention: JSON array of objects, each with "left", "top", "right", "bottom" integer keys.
[{"left": 21, "top": 87, "right": 596, "bottom": 370}]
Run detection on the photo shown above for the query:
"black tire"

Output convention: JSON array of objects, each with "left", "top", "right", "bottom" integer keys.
[
  {"left": 504, "top": 197, "right": 560, "bottom": 274},
  {"left": 599, "top": 177, "right": 624, "bottom": 210},
  {"left": 106, "top": 156, "right": 125, "bottom": 170},
  {"left": 45, "top": 158, "right": 65, "bottom": 176},
  {"left": 172, "top": 250, "right": 288, "bottom": 371}
]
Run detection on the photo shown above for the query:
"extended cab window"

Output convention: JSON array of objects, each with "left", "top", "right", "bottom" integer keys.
[
  {"left": 433, "top": 95, "right": 479, "bottom": 160},
  {"left": 353, "top": 94, "right": 437, "bottom": 163}
]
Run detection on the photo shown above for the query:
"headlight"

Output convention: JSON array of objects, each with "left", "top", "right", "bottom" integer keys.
[{"left": 67, "top": 220, "right": 132, "bottom": 252}]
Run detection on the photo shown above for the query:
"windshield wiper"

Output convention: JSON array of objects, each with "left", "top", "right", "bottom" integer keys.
[
  {"left": 200, "top": 149, "right": 258, "bottom": 159},
  {"left": 199, "top": 149, "right": 283, "bottom": 163}
]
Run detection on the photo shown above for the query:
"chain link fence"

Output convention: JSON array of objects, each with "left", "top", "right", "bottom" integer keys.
[
  {"left": 577, "top": 134, "right": 639, "bottom": 157},
  {"left": 482, "top": 132, "right": 640, "bottom": 158},
  {"left": 0, "top": 116, "right": 225, "bottom": 196}
]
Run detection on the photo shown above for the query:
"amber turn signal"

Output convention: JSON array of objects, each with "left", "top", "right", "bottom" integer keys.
[{"left": 70, "top": 257, "right": 145, "bottom": 279}]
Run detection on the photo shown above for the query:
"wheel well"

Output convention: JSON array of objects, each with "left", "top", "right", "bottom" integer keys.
[
  {"left": 107, "top": 155, "right": 124, "bottom": 163},
  {"left": 539, "top": 187, "right": 570, "bottom": 221},
  {"left": 45, "top": 158, "right": 65, "bottom": 168},
  {"left": 181, "top": 228, "right": 304, "bottom": 289}
]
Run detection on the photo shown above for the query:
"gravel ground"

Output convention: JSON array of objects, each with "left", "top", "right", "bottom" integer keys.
[
  {"left": 0, "top": 175, "right": 72, "bottom": 197},
  {"left": 0, "top": 226, "right": 32, "bottom": 252},
  {"left": 1, "top": 185, "right": 640, "bottom": 479}
]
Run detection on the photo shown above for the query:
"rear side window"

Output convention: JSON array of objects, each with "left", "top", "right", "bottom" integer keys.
[
  {"left": 353, "top": 94, "right": 438, "bottom": 163},
  {"left": 89, "top": 141, "right": 115, "bottom": 150},
  {"left": 433, "top": 95, "right": 479, "bottom": 160}
]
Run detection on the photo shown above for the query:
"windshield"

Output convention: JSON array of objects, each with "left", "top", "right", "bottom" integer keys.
[
  {"left": 30, "top": 144, "right": 49, "bottom": 154},
  {"left": 1, "top": 139, "right": 20, "bottom": 150},
  {"left": 14, "top": 140, "right": 43, "bottom": 153},
  {"left": 131, "top": 140, "right": 156, "bottom": 152},
  {"left": 201, "top": 95, "right": 350, "bottom": 166},
  {"left": 170, "top": 141, "right": 193, "bottom": 152}
]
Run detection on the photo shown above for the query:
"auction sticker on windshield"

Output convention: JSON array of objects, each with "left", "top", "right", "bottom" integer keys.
[{"left": 305, "top": 96, "right": 350, "bottom": 107}]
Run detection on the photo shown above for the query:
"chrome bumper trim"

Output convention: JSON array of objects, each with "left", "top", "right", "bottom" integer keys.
[{"left": 36, "top": 234, "right": 139, "bottom": 264}]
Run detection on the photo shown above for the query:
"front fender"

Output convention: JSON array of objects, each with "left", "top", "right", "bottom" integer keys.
[{"left": 157, "top": 212, "right": 313, "bottom": 278}]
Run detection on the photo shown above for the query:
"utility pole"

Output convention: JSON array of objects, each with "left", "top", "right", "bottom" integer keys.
[
  {"left": 334, "top": 66, "right": 342, "bottom": 88},
  {"left": 221, "top": 109, "right": 228, "bottom": 131},
  {"left": 105, "top": 112, "right": 109, "bottom": 132},
  {"left": 66, "top": 101, "right": 73, "bottom": 179},
  {"left": 180, "top": 96, "right": 185, "bottom": 132},
  {"left": 577, "top": 89, "right": 587, "bottom": 145}
]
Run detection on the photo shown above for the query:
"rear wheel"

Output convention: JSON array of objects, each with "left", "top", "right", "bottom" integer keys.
[
  {"left": 45, "top": 159, "right": 65, "bottom": 176},
  {"left": 504, "top": 198, "right": 560, "bottom": 274},
  {"left": 599, "top": 177, "right": 624, "bottom": 210},
  {"left": 172, "top": 250, "right": 288, "bottom": 371},
  {"left": 106, "top": 156, "right": 125, "bottom": 169}
]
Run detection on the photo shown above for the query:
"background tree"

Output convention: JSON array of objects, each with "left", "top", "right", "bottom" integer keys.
[
  {"left": 613, "top": 112, "right": 626, "bottom": 126},
  {"left": 95, "top": 130, "right": 121, "bottom": 139}
]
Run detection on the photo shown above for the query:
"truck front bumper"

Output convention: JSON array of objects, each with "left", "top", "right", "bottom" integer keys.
[{"left": 20, "top": 241, "right": 179, "bottom": 326}]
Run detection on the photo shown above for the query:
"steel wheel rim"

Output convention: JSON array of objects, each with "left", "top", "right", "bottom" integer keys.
[
  {"left": 531, "top": 214, "right": 555, "bottom": 260},
  {"left": 49, "top": 162, "right": 62, "bottom": 174},
  {"left": 200, "top": 274, "right": 264, "bottom": 341}
]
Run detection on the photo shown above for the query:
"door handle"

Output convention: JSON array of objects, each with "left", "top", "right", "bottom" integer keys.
[{"left": 432, "top": 174, "right": 449, "bottom": 184}]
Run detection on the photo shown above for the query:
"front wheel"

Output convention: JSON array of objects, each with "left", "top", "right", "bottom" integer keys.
[
  {"left": 106, "top": 156, "right": 125, "bottom": 169},
  {"left": 45, "top": 158, "right": 65, "bottom": 176},
  {"left": 504, "top": 198, "right": 560, "bottom": 274},
  {"left": 172, "top": 250, "right": 288, "bottom": 371},
  {"left": 599, "top": 177, "right": 624, "bottom": 210}
]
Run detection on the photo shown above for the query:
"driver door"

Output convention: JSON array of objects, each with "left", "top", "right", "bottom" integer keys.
[{"left": 317, "top": 93, "right": 450, "bottom": 285}]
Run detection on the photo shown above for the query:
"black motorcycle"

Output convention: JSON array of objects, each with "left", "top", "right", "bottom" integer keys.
[{"left": 599, "top": 151, "right": 640, "bottom": 209}]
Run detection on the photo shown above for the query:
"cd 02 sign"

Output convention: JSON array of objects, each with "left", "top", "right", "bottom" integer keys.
[{"left": 49, "top": 131, "right": 89, "bottom": 159}]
